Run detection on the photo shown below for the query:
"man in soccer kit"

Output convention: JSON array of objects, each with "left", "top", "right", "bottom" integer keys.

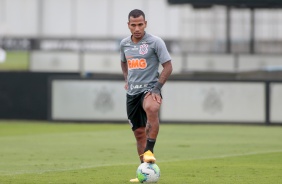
[{"left": 120, "top": 9, "right": 173, "bottom": 182}]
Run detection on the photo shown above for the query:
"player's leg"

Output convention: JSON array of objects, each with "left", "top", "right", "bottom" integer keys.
[
  {"left": 141, "top": 93, "right": 161, "bottom": 163},
  {"left": 133, "top": 127, "right": 146, "bottom": 162},
  {"left": 128, "top": 93, "right": 147, "bottom": 182},
  {"left": 130, "top": 127, "right": 146, "bottom": 183},
  {"left": 143, "top": 93, "right": 161, "bottom": 149},
  {"left": 127, "top": 93, "right": 147, "bottom": 161}
]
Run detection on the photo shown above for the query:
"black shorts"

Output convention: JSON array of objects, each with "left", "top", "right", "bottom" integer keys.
[{"left": 126, "top": 91, "right": 148, "bottom": 131}]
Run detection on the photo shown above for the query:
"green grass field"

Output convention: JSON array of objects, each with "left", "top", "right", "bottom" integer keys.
[
  {"left": 0, "top": 121, "right": 281, "bottom": 184},
  {"left": 0, "top": 51, "right": 29, "bottom": 71}
]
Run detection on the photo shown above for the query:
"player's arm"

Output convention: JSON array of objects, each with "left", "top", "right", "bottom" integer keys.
[
  {"left": 152, "top": 37, "right": 173, "bottom": 92},
  {"left": 158, "top": 60, "right": 172, "bottom": 85},
  {"left": 121, "top": 61, "right": 128, "bottom": 90},
  {"left": 120, "top": 40, "right": 128, "bottom": 90},
  {"left": 149, "top": 60, "right": 173, "bottom": 103}
]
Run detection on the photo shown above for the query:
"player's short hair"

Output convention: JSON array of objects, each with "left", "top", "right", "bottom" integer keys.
[{"left": 128, "top": 9, "right": 145, "bottom": 21}]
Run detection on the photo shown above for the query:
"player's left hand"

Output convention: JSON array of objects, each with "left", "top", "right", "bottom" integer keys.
[
  {"left": 145, "top": 92, "right": 162, "bottom": 104},
  {"left": 152, "top": 93, "right": 162, "bottom": 104}
]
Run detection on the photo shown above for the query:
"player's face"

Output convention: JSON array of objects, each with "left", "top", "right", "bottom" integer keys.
[{"left": 128, "top": 15, "right": 147, "bottom": 43}]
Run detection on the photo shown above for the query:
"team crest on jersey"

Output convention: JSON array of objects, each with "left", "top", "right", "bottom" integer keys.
[{"left": 139, "top": 44, "right": 148, "bottom": 55}]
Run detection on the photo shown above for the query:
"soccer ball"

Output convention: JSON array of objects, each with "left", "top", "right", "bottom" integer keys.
[{"left": 136, "top": 162, "right": 160, "bottom": 183}]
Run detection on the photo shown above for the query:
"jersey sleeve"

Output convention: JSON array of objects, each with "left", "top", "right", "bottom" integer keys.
[
  {"left": 120, "top": 41, "right": 126, "bottom": 62},
  {"left": 154, "top": 38, "right": 171, "bottom": 64}
]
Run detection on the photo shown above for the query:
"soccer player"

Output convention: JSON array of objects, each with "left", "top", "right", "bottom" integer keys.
[{"left": 120, "top": 9, "right": 173, "bottom": 182}]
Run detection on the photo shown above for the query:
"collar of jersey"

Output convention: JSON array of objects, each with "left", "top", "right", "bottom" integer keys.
[{"left": 130, "top": 32, "right": 148, "bottom": 44}]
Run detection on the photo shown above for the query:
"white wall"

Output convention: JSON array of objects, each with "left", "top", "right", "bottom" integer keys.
[
  {"left": 83, "top": 52, "right": 121, "bottom": 74},
  {"left": 161, "top": 81, "right": 265, "bottom": 123},
  {"left": 30, "top": 51, "right": 80, "bottom": 72},
  {"left": 29, "top": 51, "right": 184, "bottom": 74},
  {"left": 0, "top": 0, "right": 38, "bottom": 36},
  {"left": 1, "top": 0, "right": 282, "bottom": 41},
  {"left": 0, "top": 0, "right": 182, "bottom": 38},
  {"left": 238, "top": 55, "right": 282, "bottom": 72},
  {"left": 30, "top": 51, "right": 282, "bottom": 73},
  {"left": 270, "top": 83, "right": 282, "bottom": 123},
  {"left": 186, "top": 54, "right": 235, "bottom": 72},
  {"left": 42, "top": 0, "right": 73, "bottom": 37},
  {"left": 51, "top": 79, "right": 267, "bottom": 123},
  {"left": 52, "top": 80, "right": 127, "bottom": 121},
  {"left": 76, "top": 0, "right": 110, "bottom": 37}
]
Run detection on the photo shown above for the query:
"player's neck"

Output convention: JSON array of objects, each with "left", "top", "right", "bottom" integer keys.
[
  {"left": 131, "top": 37, "right": 142, "bottom": 44},
  {"left": 131, "top": 32, "right": 145, "bottom": 43}
]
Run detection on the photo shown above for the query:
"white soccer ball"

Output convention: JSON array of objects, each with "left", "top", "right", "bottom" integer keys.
[{"left": 136, "top": 162, "right": 160, "bottom": 183}]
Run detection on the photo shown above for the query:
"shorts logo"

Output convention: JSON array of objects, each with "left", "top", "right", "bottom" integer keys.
[
  {"left": 127, "top": 58, "right": 147, "bottom": 69},
  {"left": 128, "top": 119, "right": 133, "bottom": 128},
  {"left": 139, "top": 44, "right": 148, "bottom": 55}
]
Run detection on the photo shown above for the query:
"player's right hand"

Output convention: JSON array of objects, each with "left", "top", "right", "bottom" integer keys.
[{"left": 124, "top": 83, "right": 128, "bottom": 90}]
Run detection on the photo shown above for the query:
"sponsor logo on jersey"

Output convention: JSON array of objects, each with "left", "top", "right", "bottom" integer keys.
[
  {"left": 130, "top": 83, "right": 148, "bottom": 90},
  {"left": 124, "top": 48, "right": 131, "bottom": 52},
  {"left": 127, "top": 58, "right": 147, "bottom": 69},
  {"left": 139, "top": 44, "right": 148, "bottom": 55},
  {"left": 132, "top": 46, "right": 138, "bottom": 51}
]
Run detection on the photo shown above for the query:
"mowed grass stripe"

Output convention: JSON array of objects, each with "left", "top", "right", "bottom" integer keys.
[
  {"left": 1, "top": 149, "right": 281, "bottom": 176},
  {"left": 0, "top": 152, "right": 281, "bottom": 184},
  {"left": 0, "top": 121, "right": 128, "bottom": 137}
]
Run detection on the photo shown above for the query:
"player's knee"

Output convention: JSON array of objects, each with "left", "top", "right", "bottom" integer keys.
[
  {"left": 144, "top": 105, "right": 159, "bottom": 115},
  {"left": 134, "top": 128, "right": 146, "bottom": 140}
]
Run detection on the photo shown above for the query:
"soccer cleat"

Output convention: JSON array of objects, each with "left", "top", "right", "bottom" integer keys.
[
  {"left": 141, "top": 150, "right": 156, "bottom": 163},
  {"left": 129, "top": 178, "right": 139, "bottom": 182}
]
